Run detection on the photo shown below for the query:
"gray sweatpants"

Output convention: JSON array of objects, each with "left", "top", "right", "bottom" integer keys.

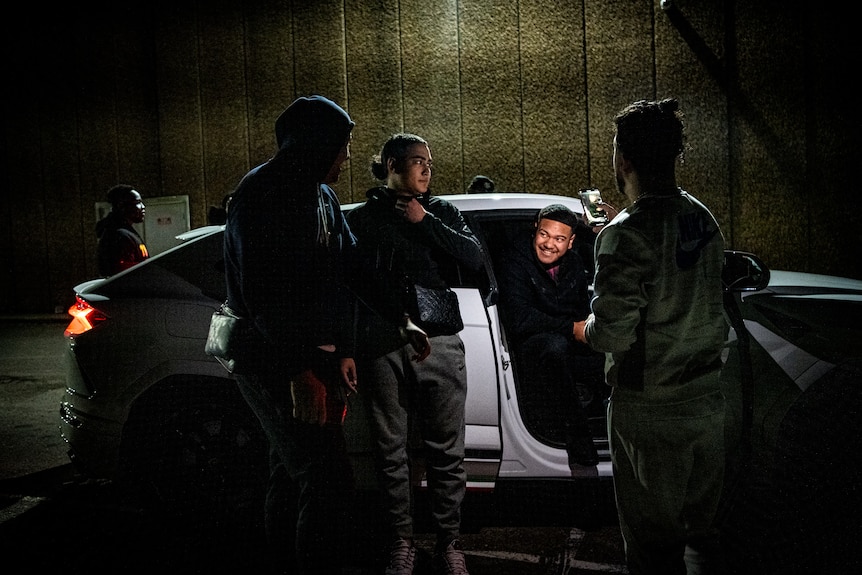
[
  {"left": 608, "top": 388, "right": 726, "bottom": 575},
  {"left": 361, "top": 333, "right": 468, "bottom": 546}
]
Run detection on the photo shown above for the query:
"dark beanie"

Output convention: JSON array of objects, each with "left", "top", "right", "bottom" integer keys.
[
  {"left": 468, "top": 175, "right": 495, "bottom": 193},
  {"left": 274, "top": 95, "right": 354, "bottom": 152},
  {"left": 273, "top": 95, "right": 355, "bottom": 181},
  {"left": 536, "top": 204, "right": 577, "bottom": 230}
]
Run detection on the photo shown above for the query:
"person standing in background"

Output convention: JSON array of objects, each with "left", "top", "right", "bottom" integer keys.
[
  {"left": 466, "top": 175, "right": 495, "bottom": 194},
  {"left": 95, "top": 184, "right": 148, "bottom": 277},
  {"left": 574, "top": 98, "right": 727, "bottom": 574}
]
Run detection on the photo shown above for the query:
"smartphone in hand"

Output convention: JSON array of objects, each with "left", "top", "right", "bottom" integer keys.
[{"left": 578, "top": 189, "right": 608, "bottom": 226}]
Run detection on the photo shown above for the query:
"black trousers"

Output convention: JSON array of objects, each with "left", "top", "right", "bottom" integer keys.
[{"left": 516, "top": 332, "right": 604, "bottom": 442}]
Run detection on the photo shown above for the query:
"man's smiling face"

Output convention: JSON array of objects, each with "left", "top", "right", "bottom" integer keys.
[{"left": 533, "top": 218, "right": 575, "bottom": 266}]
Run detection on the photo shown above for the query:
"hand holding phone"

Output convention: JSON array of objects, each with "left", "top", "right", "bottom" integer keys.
[{"left": 579, "top": 189, "right": 608, "bottom": 226}]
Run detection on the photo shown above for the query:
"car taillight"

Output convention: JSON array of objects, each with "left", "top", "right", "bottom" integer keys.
[{"left": 64, "top": 297, "right": 108, "bottom": 337}]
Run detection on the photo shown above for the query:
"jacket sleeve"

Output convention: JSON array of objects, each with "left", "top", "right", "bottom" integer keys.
[
  {"left": 583, "top": 223, "right": 653, "bottom": 353},
  {"left": 343, "top": 204, "right": 408, "bottom": 327},
  {"left": 418, "top": 200, "right": 483, "bottom": 271}
]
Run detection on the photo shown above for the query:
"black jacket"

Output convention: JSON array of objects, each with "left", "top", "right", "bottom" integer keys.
[
  {"left": 346, "top": 187, "right": 482, "bottom": 354},
  {"left": 223, "top": 96, "right": 356, "bottom": 376},
  {"left": 95, "top": 212, "right": 148, "bottom": 277},
  {"left": 498, "top": 231, "right": 591, "bottom": 346}
]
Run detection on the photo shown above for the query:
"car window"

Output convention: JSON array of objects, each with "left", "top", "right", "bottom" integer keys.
[
  {"left": 462, "top": 210, "right": 537, "bottom": 309},
  {"left": 99, "top": 230, "right": 227, "bottom": 302}
]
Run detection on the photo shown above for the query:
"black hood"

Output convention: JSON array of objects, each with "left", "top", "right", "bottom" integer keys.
[{"left": 273, "top": 95, "right": 354, "bottom": 182}]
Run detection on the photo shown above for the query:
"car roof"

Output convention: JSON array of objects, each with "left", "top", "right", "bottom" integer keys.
[
  {"left": 342, "top": 192, "right": 586, "bottom": 214},
  {"left": 765, "top": 270, "right": 862, "bottom": 300},
  {"left": 176, "top": 225, "right": 225, "bottom": 241}
]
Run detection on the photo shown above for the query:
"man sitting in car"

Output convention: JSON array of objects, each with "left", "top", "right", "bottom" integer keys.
[{"left": 498, "top": 203, "right": 605, "bottom": 469}]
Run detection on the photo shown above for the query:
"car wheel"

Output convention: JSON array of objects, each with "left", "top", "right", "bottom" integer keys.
[{"left": 116, "top": 378, "right": 268, "bottom": 527}]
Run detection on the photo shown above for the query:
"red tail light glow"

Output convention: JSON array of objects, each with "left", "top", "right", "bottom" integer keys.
[{"left": 64, "top": 298, "right": 108, "bottom": 337}]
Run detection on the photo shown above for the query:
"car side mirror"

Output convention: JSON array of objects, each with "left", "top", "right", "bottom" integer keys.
[{"left": 722, "top": 250, "right": 770, "bottom": 292}]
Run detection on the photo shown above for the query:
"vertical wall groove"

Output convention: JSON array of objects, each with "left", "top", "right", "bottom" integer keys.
[{"left": 0, "top": 0, "right": 855, "bottom": 313}]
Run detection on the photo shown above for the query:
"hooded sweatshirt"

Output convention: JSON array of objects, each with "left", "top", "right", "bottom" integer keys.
[{"left": 223, "top": 95, "right": 356, "bottom": 376}]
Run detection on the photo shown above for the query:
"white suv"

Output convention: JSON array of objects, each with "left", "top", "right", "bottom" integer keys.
[{"left": 59, "top": 192, "right": 862, "bottom": 522}]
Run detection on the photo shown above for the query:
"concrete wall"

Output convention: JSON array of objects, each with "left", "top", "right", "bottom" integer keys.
[{"left": 1, "top": 0, "right": 857, "bottom": 313}]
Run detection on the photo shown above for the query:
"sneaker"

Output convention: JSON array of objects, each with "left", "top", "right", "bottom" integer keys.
[
  {"left": 568, "top": 461, "right": 599, "bottom": 477},
  {"left": 434, "top": 539, "right": 469, "bottom": 575},
  {"left": 384, "top": 538, "right": 416, "bottom": 575}
]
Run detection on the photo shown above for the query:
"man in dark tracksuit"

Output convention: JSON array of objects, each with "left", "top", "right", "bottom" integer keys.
[
  {"left": 223, "top": 95, "right": 358, "bottom": 575},
  {"left": 499, "top": 204, "right": 604, "bottom": 468},
  {"left": 346, "top": 133, "right": 483, "bottom": 575}
]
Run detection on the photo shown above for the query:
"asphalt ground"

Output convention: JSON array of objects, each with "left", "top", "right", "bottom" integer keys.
[{"left": 1, "top": 316, "right": 860, "bottom": 574}]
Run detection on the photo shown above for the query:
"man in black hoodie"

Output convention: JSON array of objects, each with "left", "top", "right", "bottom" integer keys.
[
  {"left": 95, "top": 184, "right": 148, "bottom": 276},
  {"left": 223, "top": 95, "right": 358, "bottom": 574}
]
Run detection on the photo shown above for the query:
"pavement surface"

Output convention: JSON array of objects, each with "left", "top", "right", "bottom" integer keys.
[
  {"left": 0, "top": 316, "right": 69, "bottom": 480},
  {"left": 2, "top": 315, "right": 861, "bottom": 574}
]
